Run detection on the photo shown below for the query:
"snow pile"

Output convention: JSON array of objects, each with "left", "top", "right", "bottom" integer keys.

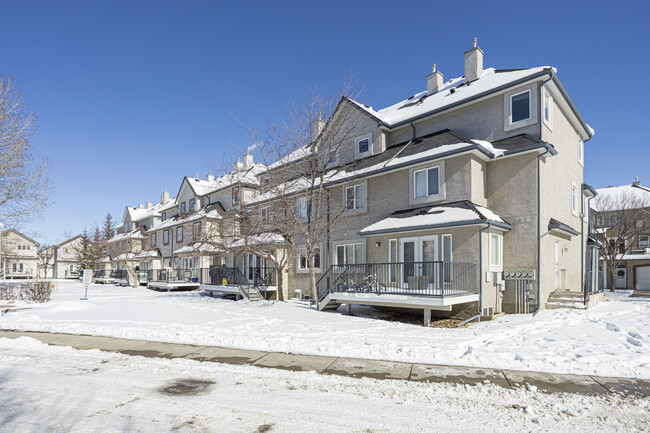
[{"left": 2, "top": 281, "right": 649, "bottom": 379}]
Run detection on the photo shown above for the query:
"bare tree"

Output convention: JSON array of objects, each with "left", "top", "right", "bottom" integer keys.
[
  {"left": 0, "top": 75, "right": 52, "bottom": 224},
  {"left": 239, "top": 81, "right": 369, "bottom": 301},
  {"left": 592, "top": 189, "right": 650, "bottom": 291},
  {"left": 37, "top": 244, "right": 55, "bottom": 278},
  {"left": 105, "top": 228, "right": 144, "bottom": 286}
]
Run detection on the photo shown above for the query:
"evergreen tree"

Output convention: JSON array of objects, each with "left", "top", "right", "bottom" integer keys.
[
  {"left": 102, "top": 213, "right": 115, "bottom": 240},
  {"left": 78, "top": 228, "right": 92, "bottom": 270}
]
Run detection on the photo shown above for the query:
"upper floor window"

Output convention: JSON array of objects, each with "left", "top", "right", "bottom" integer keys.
[
  {"left": 511, "top": 90, "right": 530, "bottom": 123},
  {"left": 414, "top": 166, "right": 440, "bottom": 199},
  {"left": 571, "top": 183, "right": 579, "bottom": 216},
  {"left": 176, "top": 227, "right": 183, "bottom": 243},
  {"left": 151, "top": 233, "right": 156, "bottom": 247},
  {"left": 162, "top": 212, "right": 166, "bottom": 222},
  {"left": 543, "top": 87, "right": 553, "bottom": 128},
  {"left": 193, "top": 222, "right": 201, "bottom": 239},
  {"left": 163, "top": 230, "right": 169, "bottom": 245},
  {"left": 233, "top": 187, "right": 240, "bottom": 204},
  {"left": 189, "top": 199, "right": 195, "bottom": 211},
  {"left": 578, "top": 138, "right": 584, "bottom": 166},
  {"left": 355, "top": 133, "right": 372, "bottom": 157},
  {"left": 327, "top": 148, "right": 339, "bottom": 166},
  {"left": 262, "top": 178, "right": 270, "bottom": 192},
  {"left": 640, "top": 235, "right": 649, "bottom": 247},
  {"left": 490, "top": 233, "right": 502, "bottom": 268},
  {"left": 180, "top": 202, "right": 186, "bottom": 213},
  {"left": 297, "top": 197, "right": 309, "bottom": 219},
  {"left": 345, "top": 184, "right": 365, "bottom": 211},
  {"left": 260, "top": 206, "right": 270, "bottom": 223}
]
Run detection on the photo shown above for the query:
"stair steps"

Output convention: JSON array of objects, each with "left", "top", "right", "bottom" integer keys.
[{"left": 545, "top": 291, "right": 586, "bottom": 310}]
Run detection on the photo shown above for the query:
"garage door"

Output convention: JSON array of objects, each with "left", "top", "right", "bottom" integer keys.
[{"left": 636, "top": 266, "right": 650, "bottom": 291}]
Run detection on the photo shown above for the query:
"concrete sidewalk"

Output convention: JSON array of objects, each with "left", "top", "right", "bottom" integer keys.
[{"left": 1, "top": 329, "right": 648, "bottom": 397}]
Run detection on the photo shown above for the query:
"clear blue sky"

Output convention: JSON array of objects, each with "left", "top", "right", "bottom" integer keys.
[{"left": 2, "top": 0, "right": 647, "bottom": 244}]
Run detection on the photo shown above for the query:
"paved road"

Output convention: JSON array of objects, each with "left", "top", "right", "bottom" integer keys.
[{"left": 2, "top": 329, "right": 648, "bottom": 397}]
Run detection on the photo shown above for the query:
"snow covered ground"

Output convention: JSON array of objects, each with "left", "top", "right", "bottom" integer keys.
[
  {"left": 1, "top": 280, "right": 649, "bottom": 379},
  {"left": 1, "top": 336, "right": 647, "bottom": 433}
]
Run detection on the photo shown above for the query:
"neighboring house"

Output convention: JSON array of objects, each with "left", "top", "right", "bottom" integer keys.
[
  {"left": 38, "top": 234, "right": 84, "bottom": 279},
  {"left": 241, "top": 40, "right": 596, "bottom": 318},
  {"left": 1, "top": 229, "right": 40, "bottom": 279},
  {"left": 143, "top": 157, "right": 264, "bottom": 290},
  {"left": 591, "top": 179, "right": 650, "bottom": 291}
]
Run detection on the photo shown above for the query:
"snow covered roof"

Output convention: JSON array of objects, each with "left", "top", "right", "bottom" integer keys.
[
  {"left": 174, "top": 242, "right": 222, "bottom": 255},
  {"left": 147, "top": 204, "right": 223, "bottom": 233},
  {"left": 134, "top": 249, "right": 161, "bottom": 259},
  {"left": 359, "top": 201, "right": 510, "bottom": 236},
  {"left": 184, "top": 164, "right": 265, "bottom": 197},
  {"left": 592, "top": 183, "right": 650, "bottom": 212},
  {"left": 112, "top": 253, "right": 137, "bottom": 262},
  {"left": 108, "top": 229, "right": 145, "bottom": 243},
  {"left": 229, "top": 233, "right": 286, "bottom": 249}
]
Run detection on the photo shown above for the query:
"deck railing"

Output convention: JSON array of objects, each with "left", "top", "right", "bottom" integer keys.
[
  {"left": 317, "top": 261, "right": 478, "bottom": 302},
  {"left": 147, "top": 268, "right": 201, "bottom": 283}
]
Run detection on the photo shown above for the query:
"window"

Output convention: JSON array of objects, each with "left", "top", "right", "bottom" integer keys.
[
  {"left": 232, "top": 187, "right": 240, "bottom": 204},
  {"left": 297, "top": 246, "right": 321, "bottom": 271},
  {"left": 336, "top": 243, "right": 363, "bottom": 265},
  {"left": 414, "top": 166, "right": 440, "bottom": 199},
  {"left": 345, "top": 184, "right": 365, "bottom": 211},
  {"left": 243, "top": 188, "right": 254, "bottom": 202},
  {"left": 609, "top": 214, "right": 619, "bottom": 226},
  {"left": 162, "top": 212, "right": 166, "bottom": 222},
  {"left": 262, "top": 178, "right": 270, "bottom": 192},
  {"left": 442, "top": 234, "right": 452, "bottom": 283},
  {"left": 578, "top": 138, "right": 584, "bottom": 166},
  {"left": 511, "top": 90, "right": 530, "bottom": 123},
  {"left": 637, "top": 220, "right": 644, "bottom": 229},
  {"left": 297, "top": 197, "right": 309, "bottom": 219},
  {"left": 189, "top": 199, "right": 195, "bottom": 211},
  {"left": 355, "top": 133, "right": 372, "bottom": 157},
  {"left": 193, "top": 222, "right": 201, "bottom": 239},
  {"left": 176, "top": 227, "right": 183, "bottom": 243},
  {"left": 639, "top": 235, "right": 649, "bottom": 247},
  {"left": 260, "top": 207, "right": 270, "bottom": 223},
  {"left": 490, "top": 233, "right": 502, "bottom": 268},
  {"left": 571, "top": 183, "right": 578, "bottom": 216},
  {"left": 543, "top": 87, "right": 553, "bottom": 127},
  {"left": 180, "top": 202, "right": 186, "bottom": 213},
  {"left": 163, "top": 230, "right": 169, "bottom": 245},
  {"left": 151, "top": 233, "right": 156, "bottom": 247},
  {"left": 327, "top": 148, "right": 339, "bottom": 165},
  {"left": 389, "top": 239, "right": 398, "bottom": 283}
]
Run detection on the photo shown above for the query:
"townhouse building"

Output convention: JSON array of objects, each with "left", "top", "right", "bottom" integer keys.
[
  {"left": 1, "top": 229, "right": 39, "bottom": 279},
  {"left": 37, "top": 234, "right": 84, "bottom": 279}
]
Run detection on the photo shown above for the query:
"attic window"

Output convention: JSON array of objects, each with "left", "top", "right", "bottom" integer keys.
[
  {"left": 355, "top": 133, "right": 372, "bottom": 157},
  {"left": 511, "top": 90, "right": 530, "bottom": 123}
]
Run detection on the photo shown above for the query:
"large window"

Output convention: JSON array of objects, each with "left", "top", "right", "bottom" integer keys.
[
  {"left": 336, "top": 243, "right": 363, "bottom": 265},
  {"left": 489, "top": 233, "right": 502, "bottom": 268},
  {"left": 297, "top": 247, "right": 321, "bottom": 271},
  {"left": 511, "top": 90, "right": 530, "bottom": 123},
  {"left": 176, "top": 227, "right": 183, "bottom": 242},
  {"left": 163, "top": 230, "right": 169, "bottom": 245},
  {"left": 414, "top": 166, "right": 440, "bottom": 199},
  {"left": 297, "top": 197, "right": 309, "bottom": 219},
  {"left": 345, "top": 184, "right": 365, "bottom": 211}
]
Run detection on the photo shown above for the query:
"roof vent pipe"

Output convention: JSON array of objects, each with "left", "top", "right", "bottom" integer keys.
[
  {"left": 464, "top": 37, "right": 483, "bottom": 83},
  {"left": 633, "top": 177, "right": 641, "bottom": 187},
  {"left": 427, "top": 64, "right": 444, "bottom": 95}
]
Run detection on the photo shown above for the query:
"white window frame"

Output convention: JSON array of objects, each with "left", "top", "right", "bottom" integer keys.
[
  {"left": 151, "top": 233, "right": 156, "bottom": 247},
  {"left": 543, "top": 87, "right": 553, "bottom": 129},
  {"left": 232, "top": 187, "right": 240, "bottom": 204},
  {"left": 413, "top": 166, "right": 441, "bottom": 200},
  {"left": 442, "top": 234, "right": 452, "bottom": 262},
  {"left": 163, "top": 230, "right": 169, "bottom": 245},
  {"left": 571, "top": 182, "right": 579, "bottom": 216},
  {"left": 297, "top": 197, "right": 309, "bottom": 220},
  {"left": 162, "top": 212, "right": 166, "bottom": 222},
  {"left": 344, "top": 183, "right": 366, "bottom": 212},
  {"left": 355, "top": 132, "right": 373, "bottom": 158},
  {"left": 334, "top": 242, "right": 364, "bottom": 265},
  {"left": 504, "top": 86, "right": 537, "bottom": 131},
  {"left": 296, "top": 245, "right": 322, "bottom": 273},
  {"left": 176, "top": 226, "right": 183, "bottom": 242},
  {"left": 260, "top": 206, "right": 270, "bottom": 223},
  {"left": 189, "top": 199, "right": 195, "bottom": 211},
  {"left": 489, "top": 233, "right": 502, "bottom": 269},
  {"left": 639, "top": 235, "right": 649, "bottom": 247},
  {"left": 193, "top": 222, "right": 201, "bottom": 239},
  {"left": 180, "top": 202, "right": 186, "bottom": 213},
  {"left": 578, "top": 137, "right": 584, "bottom": 167}
]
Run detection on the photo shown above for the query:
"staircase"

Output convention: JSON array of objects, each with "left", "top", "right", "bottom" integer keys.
[
  {"left": 240, "top": 285, "right": 264, "bottom": 301},
  {"left": 545, "top": 291, "right": 586, "bottom": 310}
]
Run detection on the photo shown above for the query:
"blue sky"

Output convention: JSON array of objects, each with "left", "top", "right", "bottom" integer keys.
[{"left": 1, "top": 0, "right": 648, "bottom": 244}]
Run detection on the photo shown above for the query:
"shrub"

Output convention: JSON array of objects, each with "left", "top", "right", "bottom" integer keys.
[{"left": 0, "top": 281, "right": 51, "bottom": 303}]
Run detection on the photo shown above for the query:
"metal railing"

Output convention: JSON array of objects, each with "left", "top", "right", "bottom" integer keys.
[
  {"left": 201, "top": 266, "right": 249, "bottom": 286},
  {"left": 64, "top": 270, "right": 80, "bottom": 278},
  {"left": 112, "top": 270, "right": 129, "bottom": 282},
  {"left": 147, "top": 268, "right": 200, "bottom": 283},
  {"left": 317, "top": 261, "right": 478, "bottom": 302},
  {"left": 585, "top": 270, "right": 604, "bottom": 295}
]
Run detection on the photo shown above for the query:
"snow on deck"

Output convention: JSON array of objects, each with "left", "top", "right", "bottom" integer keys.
[{"left": 1, "top": 281, "right": 649, "bottom": 379}]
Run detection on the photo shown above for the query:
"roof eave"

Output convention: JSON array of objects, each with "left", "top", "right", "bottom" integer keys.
[{"left": 359, "top": 219, "right": 512, "bottom": 237}]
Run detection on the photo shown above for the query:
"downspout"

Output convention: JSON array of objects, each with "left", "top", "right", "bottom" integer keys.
[
  {"left": 535, "top": 147, "right": 550, "bottom": 314},
  {"left": 478, "top": 222, "right": 492, "bottom": 318},
  {"left": 382, "top": 121, "right": 417, "bottom": 168},
  {"left": 584, "top": 193, "right": 596, "bottom": 304}
]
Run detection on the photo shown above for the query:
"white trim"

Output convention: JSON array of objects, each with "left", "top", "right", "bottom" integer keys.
[
  {"left": 489, "top": 232, "right": 502, "bottom": 270},
  {"left": 571, "top": 182, "right": 579, "bottom": 217},
  {"left": 542, "top": 86, "right": 553, "bottom": 130},
  {"left": 409, "top": 161, "right": 445, "bottom": 205},
  {"left": 344, "top": 182, "right": 367, "bottom": 214},
  {"left": 355, "top": 132, "right": 373, "bottom": 158},
  {"left": 296, "top": 244, "right": 322, "bottom": 273},
  {"left": 333, "top": 241, "right": 365, "bottom": 265},
  {"left": 578, "top": 137, "right": 584, "bottom": 167},
  {"left": 504, "top": 85, "right": 538, "bottom": 132},
  {"left": 296, "top": 196, "right": 309, "bottom": 220}
]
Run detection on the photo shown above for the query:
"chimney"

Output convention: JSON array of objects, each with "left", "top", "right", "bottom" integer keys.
[
  {"left": 138, "top": 202, "right": 145, "bottom": 209},
  {"left": 243, "top": 150, "right": 254, "bottom": 169},
  {"left": 146, "top": 200, "right": 152, "bottom": 209},
  {"left": 464, "top": 37, "right": 484, "bottom": 83},
  {"left": 312, "top": 114, "right": 325, "bottom": 142},
  {"left": 633, "top": 177, "right": 641, "bottom": 187},
  {"left": 161, "top": 189, "right": 170, "bottom": 204},
  {"left": 427, "top": 64, "right": 444, "bottom": 95},
  {"left": 206, "top": 172, "right": 215, "bottom": 182},
  {"left": 234, "top": 158, "right": 244, "bottom": 172}
]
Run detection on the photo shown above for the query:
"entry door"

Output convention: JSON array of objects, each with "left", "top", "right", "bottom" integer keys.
[
  {"left": 554, "top": 241, "right": 562, "bottom": 290},
  {"left": 615, "top": 266, "right": 627, "bottom": 289},
  {"left": 399, "top": 236, "right": 438, "bottom": 287},
  {"left": 245, "top": 254, "right": 265, "bottom": 282}
]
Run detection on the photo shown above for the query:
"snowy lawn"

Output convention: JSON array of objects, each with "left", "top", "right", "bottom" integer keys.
[
  {"left": 1, "top": 280, "right": 649, "bottom": 379},
  {"left": 1, "top": 337, "right": 647, "bottom": 433}
]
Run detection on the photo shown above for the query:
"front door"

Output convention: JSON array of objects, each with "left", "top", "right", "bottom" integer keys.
[
  {"left": 399, "top": 236, "right": 438, "bottom": 288},
  {"left": 245, "top": 254, "right": 266, "bottom": 282},
  {"left": 615, "top": 266, "right": 627, "bottom": 289},
  {"left": 554, "top": 241, "right": 563, "bottom": 290}
]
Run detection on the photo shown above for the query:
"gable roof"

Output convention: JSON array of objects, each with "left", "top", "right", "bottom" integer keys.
[
  {"left": 178, "top": 164, "right": 264, "bottom": 199},
  {"left": 592, "top": 183, "right": 650, "bottom": 212},
  {"left": 1, "top": 228, "right": 40, "bottom": 247}
]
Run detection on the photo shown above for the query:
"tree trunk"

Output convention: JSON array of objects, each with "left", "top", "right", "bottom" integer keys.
[
  {"left": 276, "top": 268, "right": 284, "bottom": 301},
  {"left": 309, "top": 265, "right": 317, "bottom": 305}
]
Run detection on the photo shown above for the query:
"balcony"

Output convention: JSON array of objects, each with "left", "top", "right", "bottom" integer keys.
[{"left": 316, "top": 261, "right": 479, "bottom": 312}]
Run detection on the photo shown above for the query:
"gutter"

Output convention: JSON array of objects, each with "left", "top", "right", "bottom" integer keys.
[
  {"left": 358, "top": 219, "right": 513, "bottom": 237},
  {"left": 582, "top": 185, "right": 598, "bottom": 304}
]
